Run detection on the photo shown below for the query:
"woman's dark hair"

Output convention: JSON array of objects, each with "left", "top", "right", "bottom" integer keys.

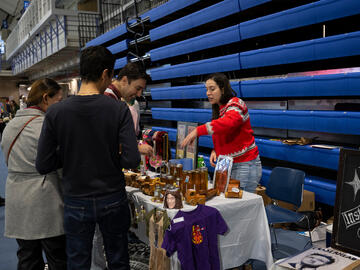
[
  {"left": 27, "top": 78, "right": 61, "bottom": 107},
  {"left": 80, "top": 46, "right": 115, "bottom": 83},
  {"left": 206, "top": 73, "right": 237, "bottom": 120}
]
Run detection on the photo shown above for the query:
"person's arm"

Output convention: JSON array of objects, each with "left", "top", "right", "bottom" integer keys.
[
  {"left": 181, "top": 105, "right": 247, "bottom": 148},
  {"left": 36, "top": 112, "right": 60, "bottom": 175},
  {"left": 118, "top": 104, "right": 141, "bottom": 169}
]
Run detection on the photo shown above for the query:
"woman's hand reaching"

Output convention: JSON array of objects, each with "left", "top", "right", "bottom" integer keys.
[
  {"left": 180, "top": 128, "right": 197, "bottom": 148},
  {"left": 210, "top": 150, "right": 217, "bottom": 167}
]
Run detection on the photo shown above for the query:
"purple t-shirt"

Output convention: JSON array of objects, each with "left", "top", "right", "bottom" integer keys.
[{"left": 162, "top": 204, "right": 228, "bottom": 270}]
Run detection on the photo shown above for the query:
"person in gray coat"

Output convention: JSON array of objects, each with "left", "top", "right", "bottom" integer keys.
[{"left": 1, "top": 78, "right": 66, "bottom": 270}]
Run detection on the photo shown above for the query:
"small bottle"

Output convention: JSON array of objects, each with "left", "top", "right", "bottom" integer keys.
[
  {"left": 182, "top": 170, "right": 189, "bottom": 196},
  {"left": 154, "top": 184, "right": 161, "bottom": 202},
  {"left": 175, "top": 177, "right": 181, "bottom": 188},
  {"left": 140, "top": 155, "right": 146, "bottom": 175}
]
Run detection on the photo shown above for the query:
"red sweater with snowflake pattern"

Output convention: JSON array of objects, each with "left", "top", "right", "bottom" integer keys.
[{"left": 197, "top": 97, "right": 259, "bottom": 163}]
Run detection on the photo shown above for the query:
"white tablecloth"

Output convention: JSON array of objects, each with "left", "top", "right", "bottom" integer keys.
[{"left": 126, "top": 186, "right": 273, "bottom": 269}]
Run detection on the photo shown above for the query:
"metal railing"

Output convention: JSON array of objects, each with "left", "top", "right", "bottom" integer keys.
[
  {"left": 78, "top": 12, "right": 103, "bottom": 48},
  {"left": 100, "top": 0, "right": 169, "bottom": 33},
  {"left": 6, "top": 0, "right": 53, "bottom": 60}
]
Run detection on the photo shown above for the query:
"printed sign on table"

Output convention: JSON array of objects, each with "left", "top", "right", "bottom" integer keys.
[{"left": 332, "top": 148, "right": 360, "bottom": 257}]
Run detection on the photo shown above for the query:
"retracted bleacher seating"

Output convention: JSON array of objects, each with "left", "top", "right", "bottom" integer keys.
[{"left": 85, "top": 0, "right": 360, "bottom": 207}]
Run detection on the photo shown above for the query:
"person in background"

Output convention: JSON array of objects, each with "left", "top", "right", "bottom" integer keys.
[
  {"left": 105, "top": 62, "right": 152, "bottom": 155},
  {"left": 19, "top": 95, "right": 27, "bottom": 110},
  {"left": 0, "top": 78, "right": 66, "bottom": 270},
  {"left": 36, "top": 46, "right": 140, "bottom": 270},
  {"left": 181, "top": 73, "right": 262, "bottom": 193},
  {"left": 5, "top": 98, "right": 11, "bottom": 115},
  {"left": 10, "top": 100, "right": 20, "bottom": 116}
]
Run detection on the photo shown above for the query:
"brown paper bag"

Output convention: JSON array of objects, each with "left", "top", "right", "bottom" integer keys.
[{"left": 148, "top": 211, "right": 170, "bottom": 270}]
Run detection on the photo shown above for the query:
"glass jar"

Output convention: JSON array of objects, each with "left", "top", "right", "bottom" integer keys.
[
  {"left": 189, "top": 170, "right": 196, "bottom": 190},
  {"left": 176, "top": 163, "right": 183, "bottom": 179},
  {"left": 170, "top": 163, "right": 176, "bottom": 176},
  {"left": 166, "top": 175, "right": 175, "bottom": 186},
  {"left": 201, "top": 167, "right": 208, "bottom": 190},
  {"left": 194, "top": 170, "right": 201, "bottom": 194}
]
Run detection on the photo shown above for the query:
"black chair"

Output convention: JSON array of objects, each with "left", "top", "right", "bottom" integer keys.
[{"left": 265, "top": 167, "right": 312, "bottom": 251}]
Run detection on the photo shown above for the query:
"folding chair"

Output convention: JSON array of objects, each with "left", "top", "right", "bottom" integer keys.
[{"left": 265, "top": 167, "right": 312, "bottom": 251}]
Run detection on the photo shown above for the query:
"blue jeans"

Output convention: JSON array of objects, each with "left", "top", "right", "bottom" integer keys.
[
  {"left": 64, "top": 191, "right": 130, "bottom": 270},
  {"left": 231, "top": 156, "right": 262, "bottom": 193}
]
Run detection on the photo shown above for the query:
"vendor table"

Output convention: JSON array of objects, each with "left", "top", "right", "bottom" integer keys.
[{"left": 126, "top": 186, "right": 274, "bottom": 269}]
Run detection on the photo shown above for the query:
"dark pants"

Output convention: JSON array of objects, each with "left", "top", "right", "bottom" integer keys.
[
  {"left": 16, "top": 235, "right": 66, "bottom": 270},
  {"left": 64, "top": 191, "right": 130, "bottom": 270}
]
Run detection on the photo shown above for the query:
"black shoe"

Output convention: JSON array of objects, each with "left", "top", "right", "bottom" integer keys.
[{"left": 0, "top": 197, "right": 5, "bottom": 206}]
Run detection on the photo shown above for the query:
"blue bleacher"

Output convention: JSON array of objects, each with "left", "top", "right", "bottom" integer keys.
[
  {"left": 150, "top": 25, "right": 240, "bottom": 61},
  {"left": 155, "top": 127, "right": 338, "bottom": 205},
  {"left": 240, "top": 31, "right": 360, "bottom": 69},
  {"left": 150, "top": 53, "right": 240, "bottom": 80},
  {"left": 150, "top": 31, "right": 360, "bottom": 81},
  {"left": 142, "top": 0, "right": 271, "bottom": 24},
  {"left": 238, "top": 0, "right": 270, "bottom": 10},
  {"left": 151, "top": 108, "right": 360, "bottom": 135},
  {"left": 239, "top": 0, "right": 360, "bottom": 40},
  {"left": 107, "top": 40, "right": 129, "bottom": 55},
  {"left": 141, "top": 0, "right": 201, "bottom": 22},
  {"left": 251, "top": 110, "right": 360, "bottom": 135},
  {"left": 149, "top": 0, "right": 360, "bottom": 62},
  {"left": 114, "top": 57, "right": 128, "bottom": 70},
  {"left": 85, "top": 24, "right": 127, "bottom": 47},
  {"left": 151, "top": 82, "right": 240, "bottom": 100},
  {"left": 255, "top": 138, "right": 340, "bottom": 171},
  {"left": 151, "top": 108, "right": 212, "bottom": 122},
  {"left": 241, "top": 73, "right": 360, "bottom": 98},
  {"left": 151, "top": 73, "right": 360, "bottom": 99},
  {"left": 149, "top": 0, "right": 241, "bottom": 41}
]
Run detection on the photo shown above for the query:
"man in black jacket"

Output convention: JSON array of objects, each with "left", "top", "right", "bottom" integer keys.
[{"left": 36, "top": 46, "right": 140, "bottom": 270}]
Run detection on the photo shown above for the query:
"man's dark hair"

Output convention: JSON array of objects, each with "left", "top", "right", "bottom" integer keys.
[
  {"left": 206, "top": 73, "right": 237, "bottom": 120},
  {"left": 117, "top": 62, "right": 149, "bottom": 84},
  {"left": 80, "top": 46, "right": 115, "bottom": 82}
]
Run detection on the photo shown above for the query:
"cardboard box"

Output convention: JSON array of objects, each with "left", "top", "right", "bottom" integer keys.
[{"left": 277, "top": 190, "right": 315, "bottom": 212}]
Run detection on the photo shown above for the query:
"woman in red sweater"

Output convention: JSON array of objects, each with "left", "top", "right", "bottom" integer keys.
[{"left": 181, "top": 73, "right": 262, "bottom": 193}]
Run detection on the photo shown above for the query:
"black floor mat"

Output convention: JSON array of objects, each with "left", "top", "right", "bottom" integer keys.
[{"left": 128, "top": 240, "right": 150, "bottom": 270}]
